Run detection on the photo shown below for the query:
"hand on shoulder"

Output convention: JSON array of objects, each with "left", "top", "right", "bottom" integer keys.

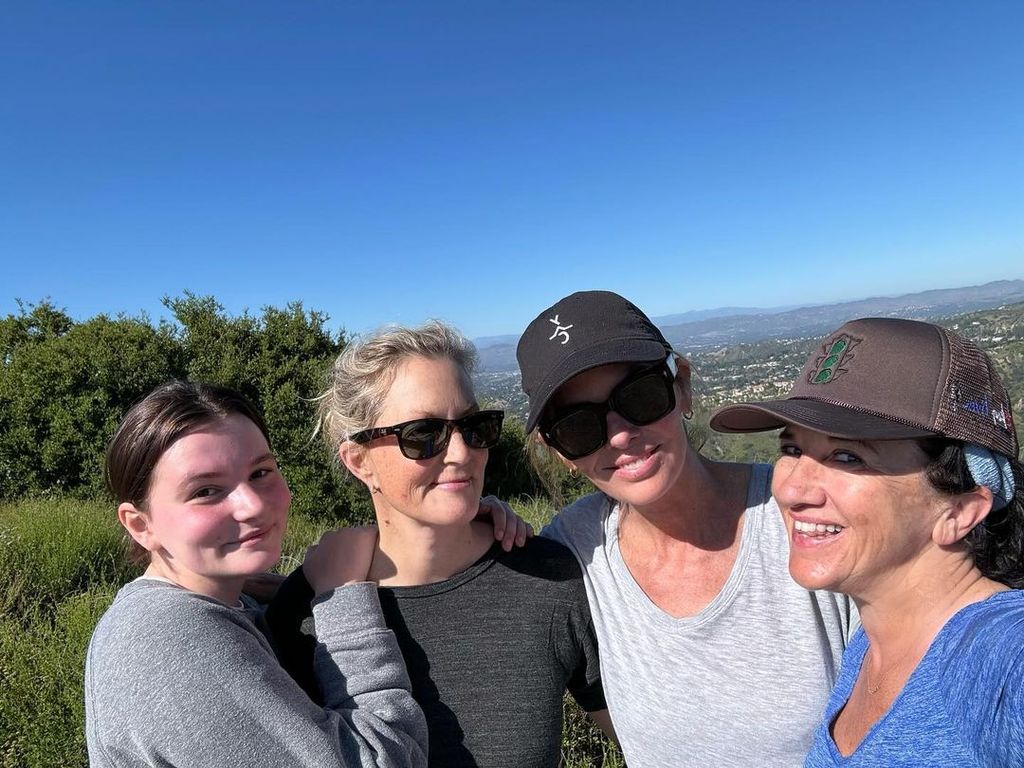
[{"left": 302, "top": 525, "right": 379, "bottom": 595}]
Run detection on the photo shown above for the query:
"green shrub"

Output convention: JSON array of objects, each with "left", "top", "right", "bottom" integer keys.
[
  {"left": 562, "top": 697, "right": 625, "bottom": 768},
  {"left": 277, "top": 510, "right": 338, "bottom": 575}
]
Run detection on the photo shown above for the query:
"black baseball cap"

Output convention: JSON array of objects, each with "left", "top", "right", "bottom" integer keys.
[
  {"left": 710, "top": 317, "right": 1018, "bottom": 459},
  {"left": 517, "top": 291, "right": 672, "bottom": 433}
]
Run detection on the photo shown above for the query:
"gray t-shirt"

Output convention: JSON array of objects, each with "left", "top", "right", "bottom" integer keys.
[
  {"left": 85, "top": 578, "right": 428, "bottom": 768},
  {"left": 543, "top": 463, "right": 857, "bottom": 768}
]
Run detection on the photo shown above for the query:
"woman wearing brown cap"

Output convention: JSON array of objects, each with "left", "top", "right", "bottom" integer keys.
[
  {"left": 711, "top": 317, "right": 1023, "bottom": 766},
  {"left": 516, "top": 291, "right": 857, "bottom": 768}
]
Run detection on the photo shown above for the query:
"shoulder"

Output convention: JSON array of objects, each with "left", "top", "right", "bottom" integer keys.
[
  {"left": 88, "top": 580, "right": 268, "bottom": 678},
  {"left": 541, "top": 491, "right": 610, "bottom": 547},
  {"left": 935, "top": 592, "right": 1024, "bottom": 715},
  {"left": 942, "top": 591, "right": 1024, "bottom": 675},
  {"left": 941, "top": 590, "right": 1024, "bottom": 658},
  {"left": 92, "top": 580, "right": 215, "bottom": 640},
  {"left": 495, "top": 536, "right": 585, "bottom": 581},
  {"left": 742, "top": 462, "right": 773, "bottom": 509},
  {"left": 929, "top": 591, "right": 1024, "bottom": 762}
]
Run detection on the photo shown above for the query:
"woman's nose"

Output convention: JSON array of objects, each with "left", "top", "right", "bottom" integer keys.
[
  {"left": 232, "top": 482, "right": 267, "bottom": 519},
  {"left": 772, "top": 456, "right": 827, "bottom": 511},
  {"left": 605, "top": 409, "right": 639, "bottom": 450},
  {"left": 442, "top": 427, "right": 473, "bottom": 462}
]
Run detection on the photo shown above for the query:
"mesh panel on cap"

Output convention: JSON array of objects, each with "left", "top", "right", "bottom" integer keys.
[{"left": 935, "top": 329, "right": 1018, "bottom": 458}]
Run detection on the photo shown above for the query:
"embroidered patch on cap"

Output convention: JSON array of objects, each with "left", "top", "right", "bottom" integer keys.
[
  {"left": 808, "top": 333, "right": 859, "bottom": 385},
  {"left": 951, "top": 384, "right": 1015, "bottom": 435}
]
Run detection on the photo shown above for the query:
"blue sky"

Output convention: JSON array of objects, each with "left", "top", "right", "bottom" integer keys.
[{"left": 3, "top": 1, "right": 1022, "bottom": 339}]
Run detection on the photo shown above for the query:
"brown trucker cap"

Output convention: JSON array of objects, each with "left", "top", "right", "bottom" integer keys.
[{"left": 709, "top": 317, "right": 1018, "bottom": 459}]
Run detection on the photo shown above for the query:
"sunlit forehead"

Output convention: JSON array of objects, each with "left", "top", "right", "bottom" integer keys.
[
  {"left": 156, "top": 416, "right": 273, "bottom": 491},
  {"left": 379, "top": 355, "right": 478, "bottom": 424}
]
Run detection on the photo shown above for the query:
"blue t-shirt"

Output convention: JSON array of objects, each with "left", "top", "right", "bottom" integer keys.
[{"left": 806, "top": 589, "right": 1024, "bottom": 767}]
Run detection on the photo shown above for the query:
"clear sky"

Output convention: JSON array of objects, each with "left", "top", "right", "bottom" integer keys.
[{"left": 3, "top": 1, "right": 1022, "bottom": 339}]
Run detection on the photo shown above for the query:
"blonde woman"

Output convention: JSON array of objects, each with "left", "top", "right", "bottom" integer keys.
[{"left": 268, "top": 322, "right": 609, "bottom": 768}]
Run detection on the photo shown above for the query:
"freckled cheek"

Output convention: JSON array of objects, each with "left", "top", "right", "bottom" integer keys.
[{"left": 400, "top": 466, "right": 438, "bottom": 500}]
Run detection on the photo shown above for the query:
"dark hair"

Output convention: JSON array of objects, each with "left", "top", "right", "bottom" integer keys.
[
  {"left": 919, "top": 438, "right": 1024, "bottom": 589},
  {"left": 105, "top": 380, "right": 271, "bottom": 507}
]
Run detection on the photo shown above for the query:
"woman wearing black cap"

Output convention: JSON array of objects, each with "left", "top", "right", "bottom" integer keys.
[
  {"left": 711, "top": 317, "right": 1023, "bottom": 766},
  {"left": 516, "top": 291, "right": 856, "bottom": 768}
]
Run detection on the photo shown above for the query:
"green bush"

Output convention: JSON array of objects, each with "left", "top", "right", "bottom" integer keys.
[
  {"left": 0, "top": 303, "right": 178, "bottom": 498},
  {"left": 562, "top": 697, "right": 625, "bottom": 768},
  {"left": 0, "top": 296, "right": 375, "bottom": 525},
  {"left": 277, "top": 510, "right": 339, "bottom": 575}
]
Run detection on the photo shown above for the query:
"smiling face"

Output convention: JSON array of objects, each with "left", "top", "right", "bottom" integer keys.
[
  {"left": 547, "top": 362, "right": 689, "bottom": 510},
  {"left": 344, "top": 355, "right": 489, "bottom": 529},
  {"left": 772, "top": 425, "right": 951, "bottom": 599},
  {"left": 119, "top": 413, "right": 290, "bottom": 603}
]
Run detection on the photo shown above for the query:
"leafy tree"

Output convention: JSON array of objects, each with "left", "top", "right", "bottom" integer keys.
[
  {"left": 0, "top": 294, "right": 374, "bottom": 523},
  {"left": 0, "top": 303, "right": 177, "bottom": 498}
]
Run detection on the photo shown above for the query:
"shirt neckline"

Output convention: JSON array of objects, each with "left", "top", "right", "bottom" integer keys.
[
  {"left": 380, "top": 542, "right": 502, "bottom": 599},
  {"left": 605, "top": 463, "right": 771, "bottom": 630},
  {"left": 824, "top": 588, "right": 1022, "bottom": 761}
]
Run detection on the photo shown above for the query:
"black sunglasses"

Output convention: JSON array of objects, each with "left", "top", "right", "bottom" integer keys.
[
  {"left": 350, "top": 410, "right": 505, "bottom": 460},
  {"left": 539, "top": 362, "right": 676, "bottom": 460}
]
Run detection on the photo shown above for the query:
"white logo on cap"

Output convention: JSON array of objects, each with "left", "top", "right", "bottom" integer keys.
[
  {"left": 548, "top": 315, "right": 573, "bottom": 345},
  {"left": 993, "top": 407, "right": 1009, "bottom": 431}
]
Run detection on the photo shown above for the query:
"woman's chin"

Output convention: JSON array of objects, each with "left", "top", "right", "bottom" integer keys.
[{"left": 788, "top": 553, "right": 846, "bottom": 594}]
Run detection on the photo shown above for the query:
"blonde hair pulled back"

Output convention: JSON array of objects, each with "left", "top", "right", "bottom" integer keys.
[{"left": 315, "top": 320, "right": 478, "bottom": 456}]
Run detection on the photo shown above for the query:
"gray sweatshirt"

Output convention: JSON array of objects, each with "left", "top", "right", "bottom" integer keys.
[{"left": 85, "top": 578, "right": 428, "bottom": 768}]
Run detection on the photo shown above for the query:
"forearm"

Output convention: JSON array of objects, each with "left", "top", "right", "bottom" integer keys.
[
  {"left": 312, "top": 582, "right": 429, "bottom": 767},
  {"left": 89, "top": 584, "right": 426, "bottom": 768}
]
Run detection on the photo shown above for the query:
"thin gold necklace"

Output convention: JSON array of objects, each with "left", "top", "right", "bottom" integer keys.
[{"left": 864, "top": 644, "right": 918, "bottom": 695}]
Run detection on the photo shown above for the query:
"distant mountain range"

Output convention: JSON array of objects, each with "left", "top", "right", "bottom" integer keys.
[{"left": 475, "top": 279, "right": 1024, "bottom": 372}]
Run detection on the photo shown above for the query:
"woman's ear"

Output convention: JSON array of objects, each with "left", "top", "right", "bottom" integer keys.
[
  {"left": 339, "top": 442, "right": 378, "bottom": 491},
  {"left": 118, "top": 502, "right": 158, "bottom": 552},
  {"left": 672, "top": 355, "right": 694, "bottom": 415},
  {"left": 535, "top": 430, "right": 578, "bottom": 474},
  {"left": 932, "top": 485, "right": 994, "bottom": 547},
  {"left": 556, "top": 451, "right": 580, "bottom": 475}
]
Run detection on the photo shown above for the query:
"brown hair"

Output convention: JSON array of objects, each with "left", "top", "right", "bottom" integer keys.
[{"left": 105, "top": 380, "right": 271, "bottom": 560}]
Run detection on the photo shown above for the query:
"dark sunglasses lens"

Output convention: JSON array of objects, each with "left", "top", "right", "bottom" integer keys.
[
  {"left": 462, "top": 412, "right": 504, "bottom": 448},
  {"left": 615, "top": 370, "right": 675, "bottom": 425},
  {"left": 549, "top": 410, "right": 606, "bottom": 459},
  {"left": 398, "top": 420, "right": 450, "bottom": 459}
]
